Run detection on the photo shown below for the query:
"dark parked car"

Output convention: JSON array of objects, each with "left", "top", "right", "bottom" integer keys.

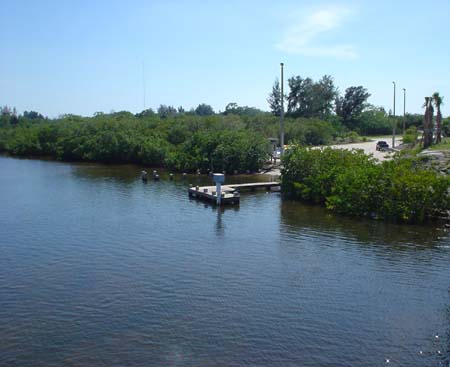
[{"left": 376, "top": 141, "right": 389, "bottom": 151}]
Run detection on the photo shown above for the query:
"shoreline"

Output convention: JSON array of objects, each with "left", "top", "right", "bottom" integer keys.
[
  {"left": 2, "top": 152, "right": 447, "bottom": 226},
  {"left": 0, "top": 153, "right": 280, "bottom": 178}
]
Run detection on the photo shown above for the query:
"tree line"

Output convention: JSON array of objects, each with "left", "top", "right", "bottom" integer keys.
[
  {"left": 134, "top": 102, "right": 266, "bottom": 119},
  {"left": 268, "top": 75, "right": 371, "bottom": 125},
  {"left": 0, "top": 112, "right": 273, "bottom": 173},
  {"left": 267, "top": 75, "right": 449, "bottom": 138},
  {"left": 1, "top": 102, "right": 411, "bottom": 171},
  {"left": 1, "top": 73, "right": 448, "bottom": 171}
]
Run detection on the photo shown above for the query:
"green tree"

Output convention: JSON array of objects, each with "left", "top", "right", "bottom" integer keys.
[
  {"left": 403, "top": 113, "right": 424, "bottom": 129},
  {"left": 267, "top": 78, "right": 281, "bottom": 116},
  {"left": 1, "top": 106, "right": 12, "bottom": 116},
  {"left": 335, "top": 86, "right": 370, "bottom": 127},
  {"left": 287, "top": 76, "right": 313, "bottom": 117},
  {"left": 195, "top": 103, "right": 215, "bottom": 116},
  {"left": 287, "top": 75, "right": 337, "bottom": 118},
  {"left": 136, "top": 108, "right": 156, "bottom": 118},
  {"left": 23, "top": 111, "right": 44, "bottom": 120},
  {"left": 157, "top": 105, "right": 177, "bottom": 118},
  {"left": 355, "top": 106, "right": 395, "bottom": 135},
  {"left": 223, "top": 103, "right": 264, "bottom": 116}
]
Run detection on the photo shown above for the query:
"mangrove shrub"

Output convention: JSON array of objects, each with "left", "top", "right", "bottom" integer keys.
[{"left": 282, "top": 146, "right": 450, "bottom": 223}]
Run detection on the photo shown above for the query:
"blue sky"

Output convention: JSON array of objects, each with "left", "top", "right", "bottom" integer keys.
[{"left": 1, "top": 0, "right": 449, "bottom": 117}]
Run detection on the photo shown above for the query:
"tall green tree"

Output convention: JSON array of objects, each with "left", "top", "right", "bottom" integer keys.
[
  {"left": 335, "top": 86, "right": 371, "bottom": 127},
  {"left": 267, "top": 78, "right": 281, "bottom": 116},
  {"left": 23, "top": 111, "right": 44, "bottom": 120},
  {"left": 195, "top": 103, "right": 214, "bottom": 116},
  {"left": 157, "top": 105, "right": 177, "bottom": 118},
  {"left": 315, "top": 75, "right": 338, "bottom": 118},
  {"left": 287, "top": 75, "right": 337, "bottom": 118},
  {"left": 287, "top": 76, "right": 313, "bottom": 117}
]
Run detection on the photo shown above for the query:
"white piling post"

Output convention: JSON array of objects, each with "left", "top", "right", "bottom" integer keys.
[
  {"left": 213, "top": 173, "right": 225, "bottom": 206},
  {"left": 216, "top": 182, "right": 222, "bottom": 205}
]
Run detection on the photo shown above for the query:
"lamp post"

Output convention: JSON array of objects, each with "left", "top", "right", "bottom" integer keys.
[
  {"left": 402, "top": 88, "right": 406, "bottom": 135},
  {"left": 392, "top": 81, "right": 396, "bottom": 148},
  {"left": 280, "top": 62, "right": 284, "bottom": 155}
]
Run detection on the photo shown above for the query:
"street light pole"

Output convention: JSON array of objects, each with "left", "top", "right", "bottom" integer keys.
[
  {"left": 402, "top": 88, "right": 406, "bottom": 135},
  {"left": 280, "top": 62, "right": 285, "bottom": 155},
  {"left": 392, "top": 81, "right": 396, "bottom": 148}
]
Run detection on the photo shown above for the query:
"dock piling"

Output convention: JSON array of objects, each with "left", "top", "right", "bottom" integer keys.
[{"left": 213, "top": 173, "right": 225, "bottom": 205}]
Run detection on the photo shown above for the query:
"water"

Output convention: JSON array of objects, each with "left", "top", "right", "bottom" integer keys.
[{"left": 0, "top": 156, "right": 449, "bottom": 367}]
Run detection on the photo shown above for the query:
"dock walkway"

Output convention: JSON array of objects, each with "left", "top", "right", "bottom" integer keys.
[{"left": 188, "top": 182, "right": 280, "bottom": 205}]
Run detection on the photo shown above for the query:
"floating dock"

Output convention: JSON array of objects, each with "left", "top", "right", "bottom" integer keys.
[{"left": 188, "top": 182, "right": 280, "bottom": 205}]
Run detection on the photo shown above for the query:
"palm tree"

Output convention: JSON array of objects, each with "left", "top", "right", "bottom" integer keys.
[
  {"left": 422, "top": 97, "right": 434, "bottom": 148},
  {"left": 432, "top": 92, "right": 444, "bottom": 144}
]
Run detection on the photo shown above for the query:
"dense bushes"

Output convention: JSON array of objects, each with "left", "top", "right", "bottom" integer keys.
[
  {"left": 402, "top": 126, "right": 419, "bottom": 145},
  {"left": 282, "top": 146, "right": 450, "bottom": 223},
  {"left": 0, "top": 114, "right": 270, "bottom": 173},
  {"left": 281, "top": 148, "right": 376, "bottom": 204},
  {"left": 352, "top": 109, "right": 395, "bottom": 135},
  {"left": 0, "top": 110, "right": 361, "bottom": 171},
  {"left": 0, "top": 107, "right": 440, "bottom": 176},
  {"left": 285, "top": 118, "right": 335, "bottom": 145},
  {"left": 0, "top": 104, "right": 422, "bottom": 172}
]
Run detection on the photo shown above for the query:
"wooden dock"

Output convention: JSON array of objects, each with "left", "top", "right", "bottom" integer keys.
[
  {"left": 228, "top": 182, "right": 280, "bottom": 191},
  {"left": 188, "top": 182, "right": 280, "bottom": 205}
]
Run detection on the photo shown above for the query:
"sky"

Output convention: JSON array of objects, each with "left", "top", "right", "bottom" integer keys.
[{"left": 1, "top": 0, "right": 449, "bottom": 117}]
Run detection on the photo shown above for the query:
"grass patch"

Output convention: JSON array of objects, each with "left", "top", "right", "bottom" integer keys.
[{"left": 429, "top": 137, "right": 450, "bottom": 151}]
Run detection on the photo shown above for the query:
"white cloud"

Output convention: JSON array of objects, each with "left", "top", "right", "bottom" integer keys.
[{"left": 276, "top": 5, "right": 357, "bottom": 59}]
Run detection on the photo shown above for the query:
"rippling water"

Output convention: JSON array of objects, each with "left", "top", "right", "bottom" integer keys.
[{"left": 0, "top": 156, "right": 449, "bottom": 366}]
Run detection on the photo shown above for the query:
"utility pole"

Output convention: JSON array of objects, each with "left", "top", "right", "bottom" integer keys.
[
  {"left": 402, "top": 88, "right": 406, "bottom": 135},
  {"left": 280, "top": 62, "right": 285, "bottom": 155},
  {"left": 392, "top": 81, "right": 396, "bottom": 148}
]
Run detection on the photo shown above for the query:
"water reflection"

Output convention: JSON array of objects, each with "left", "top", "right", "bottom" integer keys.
[
  {"left": 72, "top": 161, "right": 449, "bottom": 249},
  {"left": 1, "top": 156, "right": 449, "bottom": 367},
  {"left": 215, "top": 207, "right": 224, "bottom": 236},
  {"left": 280, "top": 199, "right": 448, "bottom": 249},
  {"left": 446, "top": 305, "right": 450, "bottom": 365},
  {"left": 214, "top": 205, "right": 240, "bottom": 237},
  {"left": 72, "top": 163, "right": 147, "bottom": 185},
  {"left": 187, "top": 196, "right": 240, "bottom": 237},
  {"left": 73, "top": 164, "right": 276, "bottom": 186}
]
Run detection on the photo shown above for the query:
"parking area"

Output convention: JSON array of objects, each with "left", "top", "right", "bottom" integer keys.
[{"left": 327, "top": 136, "right": 402, "bottom": 161}]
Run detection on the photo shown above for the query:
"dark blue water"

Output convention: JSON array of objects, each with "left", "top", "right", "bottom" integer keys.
[{"left": 0, "top": 156, "right": 449, "bottom": 366}]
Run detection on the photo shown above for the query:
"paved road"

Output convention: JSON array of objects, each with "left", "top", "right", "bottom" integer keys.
[{"left": 327, "top": 136, "right": 402, "bottom": 161}]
